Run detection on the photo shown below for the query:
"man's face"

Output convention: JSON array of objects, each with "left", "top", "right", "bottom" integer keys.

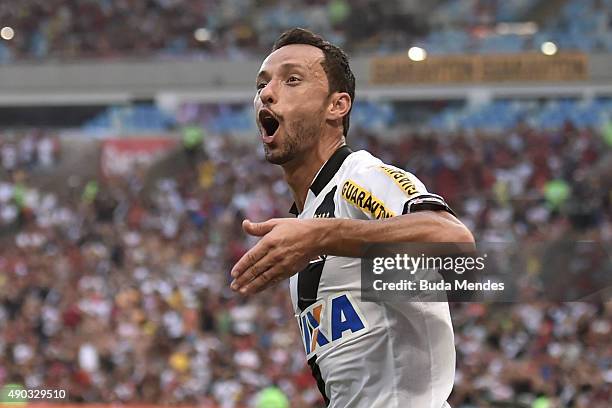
[{"left": 254, "top": 44, "right": 330, "bottom": 165}]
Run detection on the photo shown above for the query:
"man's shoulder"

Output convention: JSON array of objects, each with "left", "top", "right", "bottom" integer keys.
[
  {"left": 341, "top": 149, "right": 382, "bottom": 175},
  {"left": 341, "top": 149, "right": 415, "bottom": 181}
]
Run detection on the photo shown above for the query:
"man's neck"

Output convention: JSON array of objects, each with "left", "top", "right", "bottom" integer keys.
[{"left": 282, "top": 138, "right": 345, "bottom": 213}]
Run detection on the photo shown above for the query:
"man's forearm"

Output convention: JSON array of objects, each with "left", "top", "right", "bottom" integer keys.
[{"left": 314, "top": 211, "right": 474, "bottom": 258}]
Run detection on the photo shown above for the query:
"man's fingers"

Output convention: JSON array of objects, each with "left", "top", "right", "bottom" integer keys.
[
  {"left": 230, "top": 240, "right": 268, "bottom": 278},
  {"left": 231, "top": 250, "right": 276, "bottom": 289},
  {"left": 230, "top": 218, "right": 293, "bottom": 294},
  {"left": 239, "top": 266, "right": 284, "bottom": 295},
  {"left": 243, "top": 219, "right": 276, "bottom": 237}
]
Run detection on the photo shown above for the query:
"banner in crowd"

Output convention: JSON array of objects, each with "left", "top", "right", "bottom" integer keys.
[
  {"left": 370, "top": 52, "right": 589, "bottom": 84},
  {"left": 100, "top": 137, "right": 178, "bottom": 178}
]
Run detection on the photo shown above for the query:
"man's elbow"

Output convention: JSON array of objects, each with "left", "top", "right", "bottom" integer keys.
[
  {"left": 452, "top": 224, "right": 475, "bottom": 244},
  {"left": 433, "top": 211, "right": 475, "bottom": 244}
]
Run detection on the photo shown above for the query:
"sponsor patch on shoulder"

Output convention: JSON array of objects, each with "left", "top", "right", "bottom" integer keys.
[
  {"left": 341, "top": 179, "right": 395, "bottom": 219},
  {"left": 378, "top": 165, "right": 420, "bottom": 197}
]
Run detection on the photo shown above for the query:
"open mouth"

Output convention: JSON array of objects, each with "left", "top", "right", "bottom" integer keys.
[{"left": 258, "top": 109, "right": 280, "bottom": 138}]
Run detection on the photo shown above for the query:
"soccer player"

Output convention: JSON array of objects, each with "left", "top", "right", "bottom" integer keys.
[{"left": 230, "top": 28, "right": 474, "bottom": 407}]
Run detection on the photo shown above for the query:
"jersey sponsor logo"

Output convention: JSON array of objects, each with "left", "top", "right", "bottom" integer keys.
[
  {"left": 341, "top": 179, "right": 395, "bottom": 219},
  {"left": 297, "top": 292, "right": 368, "bottom": 359},
  {"left": 378, "top": 165, "right": 419, "bottom": 197}
]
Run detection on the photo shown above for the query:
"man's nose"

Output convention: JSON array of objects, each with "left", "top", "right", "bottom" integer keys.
[{"left": 259, "top": 82, "right": 277, "bottom": 105}]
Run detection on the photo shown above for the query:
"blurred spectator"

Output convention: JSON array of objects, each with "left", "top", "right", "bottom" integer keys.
[{"left": 0, "top": 131, "right": 59, "bottom": 173}]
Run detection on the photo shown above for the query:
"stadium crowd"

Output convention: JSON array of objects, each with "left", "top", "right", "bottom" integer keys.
[
  {"left": 0, "top": 122, "right": 610, "bottom": 407},
  {"left": 1, "top": 0, "right": 612, "bottom": 62},
  {"left": 0, "top": 0, "right": 418, "bottom": 61}
]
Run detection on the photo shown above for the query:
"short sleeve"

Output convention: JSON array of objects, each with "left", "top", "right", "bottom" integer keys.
[{"left": 338, "top": 162, "right": 455, "bottom": 220}]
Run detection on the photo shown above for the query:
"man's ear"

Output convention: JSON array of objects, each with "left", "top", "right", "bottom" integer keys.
[{"left": 327, "top": 92, "right": 351, "bottom": 123}]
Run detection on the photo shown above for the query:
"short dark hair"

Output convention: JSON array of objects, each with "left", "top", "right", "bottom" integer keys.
[{"left": 272, "top": 28, "right": 355, "bottom": 137}]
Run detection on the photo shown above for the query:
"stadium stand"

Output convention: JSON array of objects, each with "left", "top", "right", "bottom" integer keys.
[
  {"left": 83, "top": 106, "right": 177, "bottom": 135},
  {"left": 77, "top": 101, "right": 398, "bottom": 136},
  {"left": 1, "top": 0, "right": 612, "bottom": 63},
  {"left": 76, "top": 98, "right": 612, "bottom": 136},
  {"left": 428, "top": 98, "right": 612, "bottom": 132}
]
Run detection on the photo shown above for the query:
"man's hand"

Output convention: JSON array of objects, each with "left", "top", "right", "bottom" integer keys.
[{"left": 231, "top": 218, "right": 323, "bottom": 295}]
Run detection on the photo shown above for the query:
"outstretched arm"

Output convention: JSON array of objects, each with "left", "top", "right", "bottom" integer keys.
[{"left": 230, "top": 211, "right": 474, "bottom": 295}]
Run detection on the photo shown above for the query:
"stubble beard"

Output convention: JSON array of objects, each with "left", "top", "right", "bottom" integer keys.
[{"left": 263, "top": 117, "right": 321, "bottom": 165}]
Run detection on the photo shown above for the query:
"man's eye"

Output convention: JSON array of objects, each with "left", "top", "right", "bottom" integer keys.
[
  {"left": 256, "top": 82, "right": 267, "bottom": 90},
  {"left": 287, "top": 76, "right": 300, "bottom": 84}
]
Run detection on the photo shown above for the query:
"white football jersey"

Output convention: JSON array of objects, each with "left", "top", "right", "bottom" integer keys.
[{"left": 288, "top": 146, "right": 456, "bottom": 408}]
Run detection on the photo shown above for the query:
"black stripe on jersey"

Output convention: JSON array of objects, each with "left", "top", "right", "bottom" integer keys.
[
  {"left": 298, "top": 259, "right": 329, "bottom": 404},
  {"left": 289, "top": 145, "right": 352, "bottom": 216},
  {"left": 297, "top": 258, "right": 326, "bottom": 312},
  {"left": 308, "top": 355, "right": 330, "bottom": 406},
  {"left": 297, "top": 185, "right": 336, "bottom": 311},
  {"left": 310, "top": 145, "right": 352, "bottom": 196}
]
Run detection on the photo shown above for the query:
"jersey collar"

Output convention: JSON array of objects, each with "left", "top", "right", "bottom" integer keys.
[{"left": 289, "top": 145, "right": 353, "bottom": 216}]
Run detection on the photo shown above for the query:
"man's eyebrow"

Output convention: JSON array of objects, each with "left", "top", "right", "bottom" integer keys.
[
  {"left": 278, "top": 62, "right": 306, "bottom": 71},
  {"left": 256, "top": 70, "right": 268, "bottom": 81},
  {"left": 256, "top": 62, "right": 306, "bottom": 80}
]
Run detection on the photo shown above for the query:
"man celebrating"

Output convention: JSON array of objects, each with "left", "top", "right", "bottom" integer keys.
[{"left": 230, "top": 28, "right": 474, "bottom": 407}]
